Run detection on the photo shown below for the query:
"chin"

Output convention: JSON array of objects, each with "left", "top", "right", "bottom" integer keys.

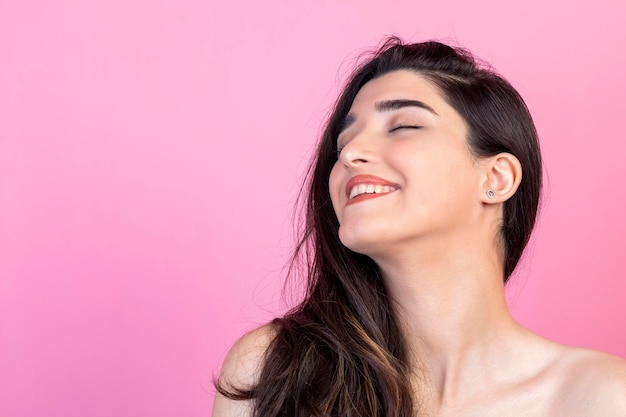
[{"left": 338, "top": 226, "right": 392, "bottom": 256}]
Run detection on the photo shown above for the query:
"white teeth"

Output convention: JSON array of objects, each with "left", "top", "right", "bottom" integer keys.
[{"left": 349, "top": 183, "right": 395, "bottom": 199}]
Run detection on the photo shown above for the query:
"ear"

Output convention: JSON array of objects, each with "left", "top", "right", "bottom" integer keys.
[{"left": 479, "top": 153, "right": 522, "bottom": 204}]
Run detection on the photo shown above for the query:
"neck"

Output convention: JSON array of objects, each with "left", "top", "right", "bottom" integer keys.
[{"left": 372, "top": 232, "right": 525, "bottom": 405}]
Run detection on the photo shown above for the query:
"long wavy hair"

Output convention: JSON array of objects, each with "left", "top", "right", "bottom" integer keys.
[{"left": 218, "top": 37, "right": 542, "bottom": 417}]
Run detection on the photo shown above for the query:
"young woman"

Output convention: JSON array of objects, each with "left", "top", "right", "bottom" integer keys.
[{"left": 213, "top": 38, "right": 626, "bottom": 417}]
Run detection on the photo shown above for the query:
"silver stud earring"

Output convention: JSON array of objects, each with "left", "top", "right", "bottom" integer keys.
[{"left": 486, "top": 189, "right": 496, "bottom": 199}]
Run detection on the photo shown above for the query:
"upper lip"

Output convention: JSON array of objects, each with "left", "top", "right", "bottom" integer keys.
[{"left": 345, "top": 174, "right": 400, "bottom": 198}]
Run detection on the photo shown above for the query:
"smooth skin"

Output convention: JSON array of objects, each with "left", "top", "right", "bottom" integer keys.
[{"left": 214, "top": 71, "right": 626, "bottom": 417}]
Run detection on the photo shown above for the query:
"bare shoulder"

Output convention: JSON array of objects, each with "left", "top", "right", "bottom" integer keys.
[
  {"left": 218, "top": 323, "right": 278, "bottom": 388},
  {"left": 212, "top": 323, "right": 278, "bottom": 417},
  {"left": 552, "top": 347, "right": 626, "bottom": 416}
]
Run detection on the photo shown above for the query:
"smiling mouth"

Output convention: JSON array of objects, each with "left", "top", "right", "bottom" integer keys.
[
  {"left": 345, "top": 175, "right": 399, "bottom": 206},
  {"left": 349, "top": 183, "right": 395, "bottom": 199}
]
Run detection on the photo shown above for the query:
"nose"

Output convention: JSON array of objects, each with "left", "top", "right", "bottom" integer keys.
[{"left": 338, "top": 133, "right": 377, "bottom": 169}]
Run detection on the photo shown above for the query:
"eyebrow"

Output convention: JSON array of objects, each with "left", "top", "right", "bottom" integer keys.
[
  {"left": 376, "top": 99, "right": 438, "bottom": 115},
  {"left": 338, "top": 99, "right": 439, "bottom": 135}
]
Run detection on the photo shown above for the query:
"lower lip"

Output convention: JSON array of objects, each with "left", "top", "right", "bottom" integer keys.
[{"left": 345, "top": 192, "right": 394, "bottom": 206}]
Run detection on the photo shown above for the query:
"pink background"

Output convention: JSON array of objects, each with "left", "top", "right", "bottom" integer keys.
[{"left": 1, "top": 1, "right": 625, "bottom": 415}]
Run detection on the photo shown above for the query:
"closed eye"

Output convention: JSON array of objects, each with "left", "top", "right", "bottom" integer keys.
[{"left": 390, "top": 125, "right": 422, "bottom": 132}]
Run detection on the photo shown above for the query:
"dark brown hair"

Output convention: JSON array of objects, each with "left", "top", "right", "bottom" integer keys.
[{"left": 218, "top": 37, "right": 542, "bottom": 417}]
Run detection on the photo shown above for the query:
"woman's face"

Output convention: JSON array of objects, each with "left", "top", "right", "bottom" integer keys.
[{"left": 329, "top": 70, "right": 485, "bottom": 258}]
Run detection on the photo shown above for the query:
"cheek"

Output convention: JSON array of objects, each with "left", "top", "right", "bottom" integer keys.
[
  {"left": 328, "top": 162, "right": 344, "bottom": 220},
  {"left": 393, "top": 146, "right": 474, "bottom": 204}
]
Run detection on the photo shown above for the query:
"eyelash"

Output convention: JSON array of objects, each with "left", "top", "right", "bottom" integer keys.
[
  {"left": 336, "top": 125, "right": 422, "bottom": 156},
  {"left": 390, "top": 124, "right": 422, "bottom": 132}
]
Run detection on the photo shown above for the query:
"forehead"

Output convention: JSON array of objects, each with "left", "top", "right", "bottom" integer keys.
[{"left": 350, "top": 70, "right": 448, "bottom": 113}]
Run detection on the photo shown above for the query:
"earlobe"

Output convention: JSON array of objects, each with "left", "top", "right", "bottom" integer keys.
[{"left": 480, "top": 153, "right": 522, "bottom": 204}]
